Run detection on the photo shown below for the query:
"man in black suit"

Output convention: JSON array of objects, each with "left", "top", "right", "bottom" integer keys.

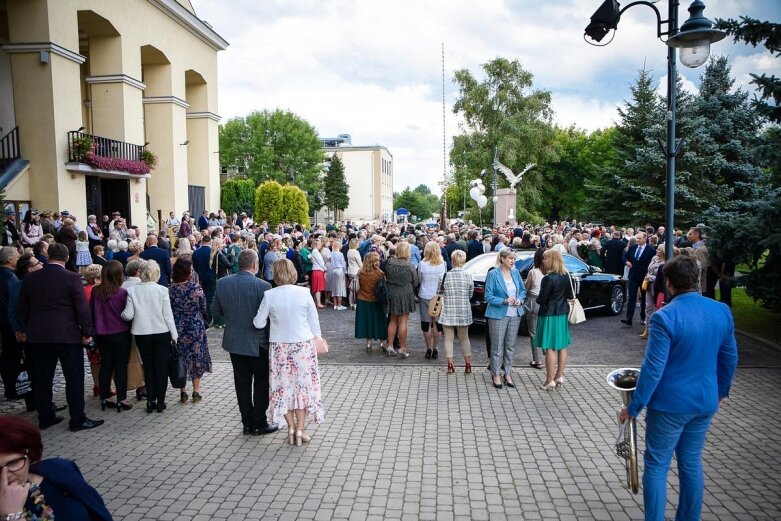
[
  {"left": 139, "top": 234, "right": 172, "bottom": 286},
  {"left": 466, "top": 231, "right": 483, "bottom": 262},
  {"left": 18, "top": 243, "right": 104, "bottom": 431},
  {"left": 621, "top": 231, "right": 656, "bottom": 326},
  {"left": 211, "top": 249, "right": 277, "bottom": 436},
  {"left": 602, "top": 231, "right": 627, "bottom": 276}
]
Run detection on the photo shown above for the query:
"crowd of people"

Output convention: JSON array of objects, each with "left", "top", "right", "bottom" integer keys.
[{"left": 0, "top": 206, "right": 737, "bottom": 520}]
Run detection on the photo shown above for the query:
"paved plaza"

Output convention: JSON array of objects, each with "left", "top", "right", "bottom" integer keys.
[{"left": 2, "top": 308, "right": 780, "bottom": 520}]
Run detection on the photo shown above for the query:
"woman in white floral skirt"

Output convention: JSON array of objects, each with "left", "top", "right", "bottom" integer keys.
[{"left": 253, "top": 258, "right": 324, "bottom": 446}]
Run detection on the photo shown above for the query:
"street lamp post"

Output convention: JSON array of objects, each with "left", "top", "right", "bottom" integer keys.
[{"left": 584, "top": 0, "right": 725, "bottom": 260}]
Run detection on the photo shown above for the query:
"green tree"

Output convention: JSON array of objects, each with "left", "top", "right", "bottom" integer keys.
[
  {"left": 219, "top": 109, "right": 324, "bottom": 208},
  {"left": 715, "top": 17, "right": 780, "bottom": 123},
  {"left": 280, "top": 184, "right": 310, "bottom": 227},
  {"left": 220, "top": 178, "right": 256, "bottom": 216},
  {"left": 254, "top": 180, "right": 284, "bottom": 226},
  {"left": 450, "top": 57, "right": 558, "bottom": 222},
  {"left": 323, "top": 154, "right": 350, "bottom": 219},
  {"left": 394, "top": 187, "right": 437, "bottom": 222}
]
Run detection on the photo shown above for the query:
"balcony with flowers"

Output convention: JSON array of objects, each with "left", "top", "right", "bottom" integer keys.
[{"left": 66, "top": 131, "right": 156, "bottom": 179}]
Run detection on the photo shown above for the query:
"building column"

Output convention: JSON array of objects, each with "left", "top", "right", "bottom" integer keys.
[
  {"left": 143, "top": 96, "right": 190, "bottom": 218},
  {"left": 186, "top": 112, "right": 220, "bottom": 212}
]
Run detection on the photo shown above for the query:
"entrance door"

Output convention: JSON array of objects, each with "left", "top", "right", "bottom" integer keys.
[
  {"left": 188, "top": 185, "right": 205, "bottom": 220},
  {"left": 84, "top": 176, "right": 131, "bottom": 225}
]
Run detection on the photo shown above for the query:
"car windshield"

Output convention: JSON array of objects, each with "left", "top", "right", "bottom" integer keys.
[
  {"left": 563, "top": 254, "right": 590, "bottom": 274},
  {"left": 463, "top": 254, "right": 498, "bottom": 275}
]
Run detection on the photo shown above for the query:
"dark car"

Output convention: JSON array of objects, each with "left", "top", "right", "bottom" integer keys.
[{"left": 464, "top": 250, "right": 627, "bottom": 334}]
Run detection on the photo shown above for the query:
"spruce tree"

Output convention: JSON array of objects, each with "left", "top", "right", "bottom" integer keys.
[{"left": 323, "top": 154, "right": 350, "bottom": 219}]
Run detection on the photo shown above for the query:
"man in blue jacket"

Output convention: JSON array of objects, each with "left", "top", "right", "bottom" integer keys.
[
  {"left": 620, "top": 256, "right": 738, "bottom": 521},
  {"left": 192, "top": 235, "right": 214, "bottom": 322},
  {"left": 139, "top": 234, "right": 172, "bottom": 286}
]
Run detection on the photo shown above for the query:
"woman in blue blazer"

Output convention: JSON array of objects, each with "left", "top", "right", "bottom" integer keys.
[{"left": 484, "top": 248, "right": 526, "bottom": 389}]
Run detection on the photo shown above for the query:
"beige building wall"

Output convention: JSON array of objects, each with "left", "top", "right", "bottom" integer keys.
[
  {"left": 1, "top": 0, "right": 226, "bottom": 227},
  {"left": 323, "top": 145, "right": 393, "bottom": 223}
]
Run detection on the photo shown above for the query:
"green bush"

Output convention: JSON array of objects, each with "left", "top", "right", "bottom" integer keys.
[
  {"left": 280, "top": 184, "right": 310, "bottom": 228},
  {"left": 221, "top": 179, "right": 256, "bottom": 216}
]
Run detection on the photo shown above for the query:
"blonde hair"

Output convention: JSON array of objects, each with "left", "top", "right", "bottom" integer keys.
[
  {"left": 496, "top": 247, "right": 515, "bottom": 267},
  {"left": 395, "top": 240, "right": 411, "bottom": 260},
  {"left": 83, "top": 264, "right": 102, "bottom": 284},
  {"left": 422, "top": 241, "right": 443, "bottom": 265},
  {"left": 139, "top": 259, "right": 161, "bottom": 283},
  {"left": 128, "top": 240, "right": 144, "bottom": 254},
  {"left": 210, "top": 237, "right": 224, "bottom": 265},
  {"left": 272, "top": 258, "right": 298, "bottom": 286},
  {"left": 542, "top": 249, "right": 567, "bottom": 275},
  {"left": 360, "top": 252, "right": 380, "bottom": 274},
  {"left": 451, "top": 249, "right": 466, "bottom": 268}
]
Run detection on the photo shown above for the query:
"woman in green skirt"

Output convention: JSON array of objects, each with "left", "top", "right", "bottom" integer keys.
[
  {"left": 354, "top": 252, "right": 388, "bottom": 351},
  {"left": 536, "top": 249, "right": 574, "bottom": 391}
]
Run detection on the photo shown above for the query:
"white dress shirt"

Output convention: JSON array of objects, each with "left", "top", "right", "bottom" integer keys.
[{"left": 253, "top": 285, "right": 322, "bottom": 343}]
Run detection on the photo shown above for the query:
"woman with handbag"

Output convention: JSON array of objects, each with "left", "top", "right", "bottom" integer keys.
[
  {"left": 641, "top": 244, "right": 667, "bottom": 339},
  {"left": 168, "top": 259, "right": 211, "bottom": 404},
  {"left": 417, "top": 242, "right": 446, "bottom": 359},
  {"left": 354, "top": 252, "right": 387, "bottom": 351},
  {"left": 384, "top": 241, "right": 418, "bottom": 359},
  {"left": 524, "top": 249, "right": 545, "bottom": 369},
  {"left": 535, "top": 249, "right": 574, "bottom": 391},
  {"left": 484, "top": 248, "right": 526, "bottom": 389},
  {"left": 253, "top": 258, "right": 324, "bottom": 446},
  {"left": 438, "top": 250, "right": 474, "bottom": 374},
  {"left": 121, "top": 260, "right": 178, "bottom": 413}
]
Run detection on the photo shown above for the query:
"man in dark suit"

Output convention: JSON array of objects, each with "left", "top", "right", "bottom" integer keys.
[
  {"left": 139, "top": 234, "right": 172, "bottom": 286},
  {"left": 621, "top": 231, "right": 656, "bottom": 326},
  {"left": 212, "top": 249, "right": 277, "bottom": 436},
  {"left": 192, "top": 235, "right": 214, "bottom": 322},
  {"left": 197, "top": 210, "right": 209, "bottom": 232},
  {"left": 18, "top": 243, "right": 104, "bottom": 432},
  {"left": 602, "top": 230, "right": 627, "bottom": 276},
  {"left": 466, "top": 231, "right": 483, "bottom": 262}
]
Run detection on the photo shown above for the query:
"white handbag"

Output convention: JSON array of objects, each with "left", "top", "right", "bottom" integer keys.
[{"left": 567, "top": 275, "right": 586, "bottom": 325}]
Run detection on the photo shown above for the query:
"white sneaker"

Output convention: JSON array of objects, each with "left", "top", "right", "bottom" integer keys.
[{"left": 337, "top": 306, "right": 347, "bottom": 310}]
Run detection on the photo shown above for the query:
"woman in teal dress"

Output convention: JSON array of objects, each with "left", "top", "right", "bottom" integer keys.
[{"left": 536, "top": 249, "right": 574, "bottom": 391}]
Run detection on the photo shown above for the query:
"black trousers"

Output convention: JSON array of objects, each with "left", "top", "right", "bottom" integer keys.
[
  {"left": 28, "top": 343, "right": 85, "bottom": 428},
  {"left": 97, "top": 331, "right": 132, "bottom": 402},
  {"left": 626, "top": 278, "right": 646, "bottom": 323},
  {"left": 135, "top": 333, "right": 171, "bottom": 405},
  {"left": 0, "top": 327, "right": 25, "bottom": 399},
  {"left": 230, "top": 351, "right": 271, "bottom": 430}
]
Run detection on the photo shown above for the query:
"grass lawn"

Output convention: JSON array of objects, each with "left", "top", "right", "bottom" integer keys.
[{"left": 720, "top": 287, "right": 781, "bottom": 345}]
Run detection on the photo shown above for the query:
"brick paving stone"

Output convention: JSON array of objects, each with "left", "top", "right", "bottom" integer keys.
[{"left": 2, "top": 334, "right": 779, "bottom": 521}]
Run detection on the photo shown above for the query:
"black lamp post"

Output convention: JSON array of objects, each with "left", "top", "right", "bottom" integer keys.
[{"left": 585, "top": 0, "right": 725, "bottom": 260}]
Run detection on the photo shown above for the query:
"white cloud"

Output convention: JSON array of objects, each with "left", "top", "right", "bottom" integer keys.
[{"left": 193, "top": 0, "right": 781, "bottom": 197}]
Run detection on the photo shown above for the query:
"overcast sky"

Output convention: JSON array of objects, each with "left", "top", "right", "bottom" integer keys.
[{"left": 193, "top": 0, "right": 780, "bottom": 195}]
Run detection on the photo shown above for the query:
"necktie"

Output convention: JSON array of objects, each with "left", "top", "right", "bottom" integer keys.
[{"left": 636, "top": 246, "right": 642, "bottom": 260}]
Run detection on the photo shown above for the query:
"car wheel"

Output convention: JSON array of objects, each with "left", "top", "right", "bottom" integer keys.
[{"left": 608, "top": 285, "right": 625, "bottom": 315}]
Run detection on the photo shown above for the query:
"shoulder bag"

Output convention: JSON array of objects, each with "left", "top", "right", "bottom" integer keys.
[
  {"left": 567, "top": 274, "right": 586, "bottom": 325},
  {"left": 427, "top": 272, "right": 447, "bottom": 318},
  {"left": 168, "top": 341, "right": 186, "bottom": 388}
]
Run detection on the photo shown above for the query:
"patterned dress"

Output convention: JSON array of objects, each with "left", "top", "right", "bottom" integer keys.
[
  {"left": 168, "top": 280, "right": 211, "bottom": 380},
  {"left": 268, "top": 339, "right": 325, "bottom": 428},
  {"left": 384, "top": 257, "right": 418, "bottom": 315}
]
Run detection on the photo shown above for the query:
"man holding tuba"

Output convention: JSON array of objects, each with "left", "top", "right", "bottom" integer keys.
[{"left": 619, "top": 256, "right": 738, "bottom": 521}]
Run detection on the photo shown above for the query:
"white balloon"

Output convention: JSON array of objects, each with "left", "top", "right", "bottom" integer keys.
[
  {"left": 477, "top": 184, "right": 485, "bottom": 194},
  {"left": 492, "top": 196, "right": 499, "bottom": 203},
  {"left": 469, "top": 187, "right": 480, "bottom": 200},
  {"left": 470, "top": 180, "right": 480, "bottom": 187},
  {"left": 477, "top": 195, "right": 487, "bottom": 208}
]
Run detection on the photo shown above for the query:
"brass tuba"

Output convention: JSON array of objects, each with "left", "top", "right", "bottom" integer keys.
[{"left": 606, "top": 368, "right": 640, "bottom": 494}]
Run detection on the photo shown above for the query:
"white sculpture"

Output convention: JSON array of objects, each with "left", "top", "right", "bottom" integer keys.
[{"left": 493, "top": 160, "right": 536, "bottom": 192}]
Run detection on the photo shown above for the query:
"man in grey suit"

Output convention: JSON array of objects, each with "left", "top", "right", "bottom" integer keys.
[{"left": 212, "top": 249, "right": 278, "bottom": 436}]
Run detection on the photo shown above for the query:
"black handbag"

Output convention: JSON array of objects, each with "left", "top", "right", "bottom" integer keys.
[{"left": 168, "top": 342, "right": 186, "bottom": 389}]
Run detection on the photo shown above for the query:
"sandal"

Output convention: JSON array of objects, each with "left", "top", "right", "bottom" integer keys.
[{"left": 447, "top": 362, "right": 455, "bottom": 374}]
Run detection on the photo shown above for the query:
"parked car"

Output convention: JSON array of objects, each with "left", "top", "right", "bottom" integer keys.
[{"left": 463, "top": 250, "right": 627, "bottom": 334}]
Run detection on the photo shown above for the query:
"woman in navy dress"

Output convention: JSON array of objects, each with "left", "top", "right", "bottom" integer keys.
[{"left": 168, "top": 258, "right": 211, "bottom": 403}]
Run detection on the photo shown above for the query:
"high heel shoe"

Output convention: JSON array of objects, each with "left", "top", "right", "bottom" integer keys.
[
  {"left": 554, "top": 376, "right": 565, "bottom": 387},
  {"left": 540, "top": 381, "right": 557, "bottom": 391},
  {"left": 366, "top": 341, "right": 373, "bottom": 353},
  {"left": 180, "top": 391, "right": 189, "bottom": 403},
  {"left": 386, "top": 347, "right": 397, "bottom": 356},
  {"left": 288, "top": 428, "right": 295, "bottom": 445},
  {"left": 493, "top": 378, "right": 503, "bottom": 389},
  {"left": 398, "top": 350, "right": 410, "bottom": 359},
  {"left": 117, "top": 401, "right": 132, "bottom": 411},
  {"left": 425, "top": 349, "right": 432, "bottom": 359},
  {"left": 191, "top": 392, "right": 202, "bottom": 403},
  {"left": 504, "top": 378, "right": 516, "bottom": 389},
  {"left": 101, "top": 399, "right": 117, "bottom": 411},
  {"left": 464, "top": 362, "right": 472, "bottom": 374},
  {"left": 447, "top": 361, "right": 455, "bottom": 374},
  {"left": 295, "top": 430, "right": 311, "bottom": 446}
]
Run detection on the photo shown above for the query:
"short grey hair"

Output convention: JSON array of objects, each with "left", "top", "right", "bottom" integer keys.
[
  {"left": 139, "top": 259, "right": 161, "bottom": 283},
  {"left": 0, "top": 246, "right": 18, "bottom": 265},
  {"left": 238, "top": 249, "right": 258, "bottom": 271},
  {"left": 125, "top": 259, "right": 143, "bottom": 277}
]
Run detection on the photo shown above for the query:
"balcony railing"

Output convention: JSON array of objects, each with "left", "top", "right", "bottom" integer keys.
[
  {"left": 0, "top": 126, "right": 21, "bottom": 171},
  {"left": 67, "top": 131, "right": 144, "bottom": 163}
]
